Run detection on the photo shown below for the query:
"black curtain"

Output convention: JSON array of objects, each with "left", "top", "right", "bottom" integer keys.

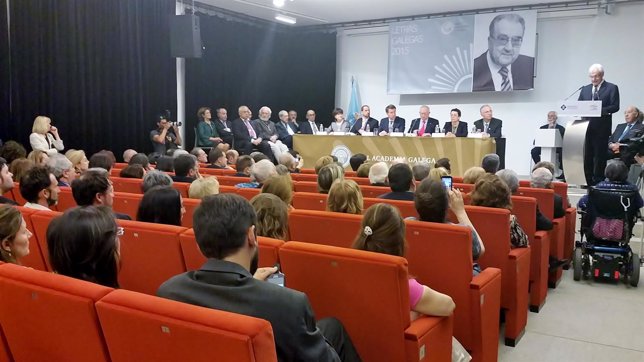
[
  {"left": 7, "top": 0, "right": 176, "bottom": 157},
  {"left": 185, "top": 14, "right": 336, "bottom": 149},
  {"left": 0, "top": 0, "right": 9, "bottom": 140}
]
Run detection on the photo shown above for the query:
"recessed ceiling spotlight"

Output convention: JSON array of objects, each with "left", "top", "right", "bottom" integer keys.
[
  {"left": 273, "top": 0, "right": 285, "bottom": 7},
  {"left": 275, "top": 14, "right": 296, "bottom": 24}
]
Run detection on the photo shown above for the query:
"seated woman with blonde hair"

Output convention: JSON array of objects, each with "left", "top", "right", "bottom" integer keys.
[
  {"left": 27, "top": 150, "right": 49, "bottom": 166},
  {"left": 462, "top": 166, "right": 486, "bottom": 184},
  {"left": 29, "top": 116, "right": 64, "bottom": 155},
  {"left": 65, "top": 149, "right": 90, "bottom": 175},
  {"left": 261, "top": 175, "right": 294, "bottom": 209},
  {"left": 249, "top": 193, "right": 289, "bottom": 241},
  {"left": 428, "top": 167, "right": 449, "bottom": 182},
  {"left": 327, "top": 179, "right": 363, "bottom": 215},
  {"left": 317, "top": 163, "right": 345, "bottom": 194},
  {"left": 0, "top": 205, "right": 33, "bottom": 264},
  {"left": 189, "top": 176, "right": 220, "bottom": 199}
]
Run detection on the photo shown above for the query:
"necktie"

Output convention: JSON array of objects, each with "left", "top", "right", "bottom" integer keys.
[
  {"left": 360, "top": 119, "right": 366, "bottom": 130},
  {"left": 311, "top": 121, "right": 317, "bottom": 134},
  {"left": 484, "top": 123, "right": 489, "bottom": 133},
  {"left": 592, "top": 87, "right": 599, "bottom": 101},
  {"left": 244, "top": 120, "right": 256, "bottom": 138},
  {"left": 418, "top": 120, "right": 426, "bottom": 136},
  {"left": 619, "top": 124, "right": 633, "bottom": 142},
  {"left": 389, "top": 120, "right": 394, "bottom": 132},
  {"left": 286, "top": 123, "right": 294, "bottom": 136},
  {"left": 499, "top": 66, "right": 512, "bottom": 91}
]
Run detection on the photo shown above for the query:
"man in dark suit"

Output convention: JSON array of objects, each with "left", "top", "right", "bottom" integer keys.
[
  {"left": 275, "top": 110, "right": 298, "bottom": 149},
  {"left": 473, "top": 105, "right": 503, "bottom": 138},
  {"left": 531, "top": 111, "right": 566, "bottom": 164},
  {"left": 231, "top": 105, "right": 274, "bottom": 159},
  {"left": 407, "top": 105, "right": 440, "bottom": 136},
  {"left": 288, "top": 110, "right": 300, "bottom": 132},
  {"left": 607, "top": 106, "right": 644, "bottom": 167},
  {"left": 298, "top": 109, "right": 319, "bottom": 135},
  {"left": 378, "top": 104, "right": 406, "bottom": 135},
  {"left": 157, "top": 194, "right": 361, "bottom": 362},
  {"left": 349, "top": 105, "right": 379, "bottom": 135},
  {"left": 578, "top": 63, "right": 620, "bottom": 185},
  {"left": 213, "top": 108, "right": 234, "bottom": 147},
  {"left": 379, "top": 164, "right": 415, "bottom": 201},
  {"left": 472, "top": 13, "right": 534, "bottom": 92}
]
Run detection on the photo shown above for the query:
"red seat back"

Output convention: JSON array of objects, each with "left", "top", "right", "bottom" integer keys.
[
  {"left": 181, "top": 198, "right": 201, "bottom": 228},
  {"left": 288, "top": 209, "right": 361, "bottom": 248},
  {"left": 290, "top": 173, "right": 318, "bottom": 182},
  {"left": 111, "top": 177, "right": 143, "bottom": 194},
  {"left": 112, "top": 192, "right": 143, "bottom": 220},
  {"left": 363, "top": 198, "right": 418, "bottom": 219},
  {"left": 292, "top": 192, "right": 327, "bottom": 211},
  {"left": 14, "top": 206, "right": 48, "bottom": 271},
  {"left": 218, "top": 175, "right": 251, "bottom": 186},
  {"left": 30, "top": 210, "right": 63, "bottom": 271},
  {"left": 359, "top": 185, "right": 389, "bottom": 198},
  {"left": 234, "top": 187, "right": 261, "bottom": 200},
  {"left": 293, "top": 181, "right": 318, "bottom": 193},
  {"left": 173, "top": 182, "right": 191, "bottom": 198},
  {"left": 54, "top": 187, "right": 77, "bottom": 212},
  {"left": 517, "top": 187, "right": 555, "bottom": 219}
]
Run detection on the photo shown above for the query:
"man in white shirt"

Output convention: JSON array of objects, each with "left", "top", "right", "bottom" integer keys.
[
  {"left": 276, "top": 110, "right": 298, "bottom": 149},
  {"left": 19, "top": 166, "right": 59, "bottom": 211}
]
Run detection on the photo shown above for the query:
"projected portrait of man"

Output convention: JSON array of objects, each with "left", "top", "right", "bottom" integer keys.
[{"left": 472, "top": 13, "right": 535, "bottom": 92}]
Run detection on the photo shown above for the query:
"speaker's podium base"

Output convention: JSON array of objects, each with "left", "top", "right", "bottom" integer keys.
[{"left": 562, "top": 119, "right": 589, "bottom": 187}]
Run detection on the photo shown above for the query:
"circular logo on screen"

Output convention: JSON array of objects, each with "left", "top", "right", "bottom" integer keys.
[
  {"left": 441, "top": 21, "right": 455, "bottom": 35},
  {"left": 331, "top": 145, "right": 352, "bottom": 168}
]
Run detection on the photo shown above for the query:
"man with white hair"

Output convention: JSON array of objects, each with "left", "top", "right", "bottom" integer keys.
[
  {"left": 47, "top": 153, "right": 76, "bottom": 187},
  {"left": 275, "top": 109, "right": 298, "bottom": 149},
  {"left": 235, "top": 159, "right": 276, "bottom": 189},
  {"left": 531, "top": 167, "right": 565, "bottom": 219},
  {"left": 531, "top": 111, "right": 565, "bottom": 166},
  {"left": 578, "top": 63, "right": 620, "bottom": 186},
  {"left": 231, "top": 105, "right": 274, "bottom": 160},
  {"left": 253, "top": 107, "right": 289, "bottom": 162},
  {"left": 368, "top": 162, "right": 389, "bottom": 186},
  {"left": 123, "top": 149, "right": 137, "bottom": 163}
]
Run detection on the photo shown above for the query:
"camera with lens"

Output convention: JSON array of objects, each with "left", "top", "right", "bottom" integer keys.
[{"left": 159, "top": 109, "right": 182, "bottom": 127}]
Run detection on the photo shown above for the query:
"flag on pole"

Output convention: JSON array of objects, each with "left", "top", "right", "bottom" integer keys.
[{"left": 347, "top": 76, "right": 361, "bottom": 128}]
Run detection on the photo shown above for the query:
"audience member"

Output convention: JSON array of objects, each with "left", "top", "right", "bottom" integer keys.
[
  {"left": 147, "top": 152, "right": 162, "bottom": 165},
  {"left": 532, "top": 161, "right": 555, "bottom": 175},
  {"left": 234, "top": 155, "right": 254, "bottom": 177},
  {"left": 0, "top": 140, "right": 27, "bottom": 164},
  {"left": 236, "top": 159, "right": 276, "bottom": 189},
  {"left": 47, "top": 154, "right": 76, "bottom": 187},
  {"left": 207, "top": 148, "right": 231, "bottom": 169},
  {"left": 189, "top": 176, "right": 220, "bottom": 199},
  {"left": 428, "top": 167, "right": 449, "bottom": 182},
  {"left": 578, "top": 160, "right": 643, "bottom": 211},
  {"left": 137, "top": 186, "right": 185, "bottom": 226},
  {"left": 19, "top": 166, "right": 59, "bottom": 210},
  {"left": 315, "top": 155, "right": 335, "bottom": 174},
  {"left": 122, "top": 149, "right": 137, "bottom": 163},
  {"left": 261, "top": 175, "right": 294, "bottom": 208},
  {"left": 65, "top": 149, "right": 90, "bottom": 175},
  {"left": 119, "top": 164, "right": 145, "bottom": 179},
  {"left": 531, "top": 167, "right": 565, "bottom": 218},
  {"left": 317, "top": 163, "right": 345, "bottom": 194},
  {"left": 496, "top": 169, "right": 519, "bottom": 193},
  {"left": 278, "top": 153, "right": 299, "bottom": 173},
  {"left": 9, "top": 159, "right": 33, "bottom": 184},
  {"left": 30, "top": 116, "right": 64, "bottom": 155},
  {"left": 250, "top": 193, "right": 289, "bottom": 241},
  {"left": 251, "top": 152, "right": 269, "bottom": 163},
  {"left": 155, "top": 156, "right": 174, "bottom": 172},
  {"left": 481, "top": 153, "right": 500, "bottom": 173},
  {"left": 349, "top": 154, "right": 367, "bottom": 172},
  {"left": 142, "top": 170, "right": 173, "bottom": 193},
  {"left": 435, "top": 158, "right": 451, "bottom": 173},
  {"left": 463, "top": 166, "right": 486, "bottom": 184},
  {"left": 327, "top": 179, "right": 363, "bottom": 215},
  {"left": 0, "top": 205, "right": 32, "bottom": 264},
  {"left": 71, "top": 168, "right": 131, "bottom": 220},
  {"left": 129, "top": 153, "right": 150, "bottom": 170},
  {"left": 379, "top": 163, "right": 415, "bottom": 200},
  {"left": 89, "top": 152, "right": 115, "bottom": 172},
  {"left": 275, "top": 164, "right": 289, "bottom": 175},
  {"left": 226, "top": 149, "right": 239, "bottom": 165},
  {"left": 412, "top": 163, "right": 430, "bottom": 182},
  {"left": 28, "top": 150, "right": 49, "bottom": 166},
  {"left": 172, "top": 155, "right": 199, "bottom": 183},
  {"left": 157, "top": 194, "right": 360, "bottom": 361},
  {"left": 190, "top": 147, "right": 209, "bottom": 164},
  {"left": 471, "top": 174, "right": 528, "bottom": 248},
  {"left": 46, "top": 206, "right": 120, "bottom": 288},
  {"left": 356, "top": 162, "right": 372, "bottom": 178},
  {"left": 171, "top": 149, "right": 189, "bottom": 158},
  {"left": 0, "top": 158, "right": 17, "bottom": 205},
  {"left": 368, "top": 162, "right": 388, "bottom": 186}
]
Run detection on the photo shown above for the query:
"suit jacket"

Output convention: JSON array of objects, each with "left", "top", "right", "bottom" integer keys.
[
  {"left": 378, "top": 191, "right": 415, "bottom": 201},
  {"left": 232, "top": 118, "right": 260, "bottom": 155},
  {"left": 378, "top": 117, "right": 406, "bottom": 133},
  {"left": 253, "top": 119, "right": 279, "bottom": 140},
  {"left": 157, "top": 259, "right": 340, "bottom": 362},
  {"left": 349, "top": 117, "right": 379, "bottom": 135},
  {"left": 299, "top": 120, "right": 318, "bottom": 135},
  {"left": 408, "top": 118, "right": 440, "bottom": 135},
  {"left": 214, "top": 119, "right": 234, "bottom": 146},
  {"left": 472, "top": 51, "right": 535, "bottom": 91},
  {"left": 578, "top": 81, "right": 620, "bottom": 133},
  {"left": 443, "top": 121, "right": 469, "bottom": 137},
  {"left": 473, "top": 118, "right": 503, "bottom": 138},
  {"left": 171, "top": 175, "right": 196, "bottom": 184},
  {"left": 608, "top": 121, "right": 644, "bottom": 145},
  {"left": 275, "top": 121, "right": 298, "bottom": 149}
]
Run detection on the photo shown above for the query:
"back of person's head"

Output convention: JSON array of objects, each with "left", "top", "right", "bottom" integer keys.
[
  {"left": 352, "top": 203, "right": 407, "bottom": 257},
  {"left": 147, "top": 152, "right": 162, "bottom": 165},
  {"left": 171, "top": 149, "right": 189, "bottom": 158},
  {"left": 327, "top": 179, "right": 363, "bottom": 214},
  {"left": 142, "top": 170, "right": 173, "bottom": 193},
  {"left": 497, "top": 169, "right": 520, "bottom": 193},
  {"left": 236, "top": 155, "right": 254, "bottom": 175},
  {"left": 275, "top": 164, "right": 289, "bottom": 175},
  {"left": 194, "top": 194, "right": 257, "bottom": 259},
  {"left": 208, "top": 148, "right": 225, "bottom": 164},
  {"left": 605, "top": 160, "right": 628, "bottom": 182},
  {"left": 251, "top": 159, "right": 277, "bottom": 184},
  {"left": 414, "top": 178, "right": 449, "bottom": 222},
  {"left": 532, "top": 161, "right": 555, "bottom": 175},
  {"left": 463, "top": 166, "right": 486, "bottom": 184},
  {"left": 137, "top": 186, "right": 183, "bottom": 226},
  {"left": 89, "top": 152, "right": 114, "bottom": 172},
  {"left": 412, "top": 163, "right": 430, "bottom": 182},
  {"left": 435, "top": 158, "right": 451, "bottom": 173},
  {"left": 261, "top": 175, "right": 293, "bottom": 205},
  {"left": 155, "top": 156, "right": 174, "bottom": 172},
  {"left": 356, "top": 162, "right": 372, "bottom": 178},
  {"left": 71, "top": 168, "right": 111, "bottom": 206},
  {"left": 129, "top": 153, "right": 150, "bottom": 169},
  {"left": 530, "top": 167, "right": 553, "bottom": 189},
  {"left": 471, "top": 174, "right": 512, "bottom": 210},
  {"left": 10, "top": 158, "right": 34, "bottom": 184},
  {"left": 173, "top": 154, "right": 197, "bottom": 177},
  {"left": 0, "top": 140, "right": 27, "bottom": 164},
  {"left": 0, "top": 205, "right": 29, "bottom": 264},
  {"left": 28, "top": 150, "right": 48, "bottom": 165},
  {"left": 98, "top": 150, "right": 117, "bottom": 165},
  {"left": 349, "top": 153, "right": 367, "bottom": 172},
  {"left": 317, "top": 163, "right": 345, "bottom": 194},
  {"left": 46, "top": 206, "right": 120, "bottom": 288},
  {"left": 368, "top": 162, "right": 389, "bottom": 185},
  {"left": 119, "top": 164, "right": 145, "bottom": 179},
  {"left": 278, "top": 153, "right": 296, "bottom": 170},
  {"left": 314, "top": 155, "right": 334, "bottom": 174},
  {"left": 251, "top": 152, "right": 269, "bottom": 163},
  {"left": 249, "top": 193, "right": 289, "bottom": 241},
  {"left": 122, "top": 149, "right": 137, "bottom": 163},
  {"left": 19, "top": 166, "right": 53, "bottom": 203},
  {"left": 226, "top": 149, "right": 239, "bottom": 164},
  {"left": 481, "top": 154, "right": 500, "bottom": 174},
  {"left": 46, "top": 154, "right": 72, "bottom": 180},
  {"left": 189, "top": 176, "right": 220, "bottom": 199},
  {"left": 387, "top": 163, "right": 413, "bottom": 192},
  {"left": 428, "top": 167, "right": 449, "bottom": 182}
]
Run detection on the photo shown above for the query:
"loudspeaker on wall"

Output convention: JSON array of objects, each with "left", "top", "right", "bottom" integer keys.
[{"left": 170, "top": 15, "right": 202, "bottom": 58}]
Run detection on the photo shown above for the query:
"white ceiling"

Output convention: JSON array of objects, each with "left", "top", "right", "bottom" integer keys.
[{"left": 198, "top": 0, "right": 566, "bottom": 26}]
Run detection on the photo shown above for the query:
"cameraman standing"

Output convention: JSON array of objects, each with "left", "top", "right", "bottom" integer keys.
[{"left": 151, "top": 114, "right": 182, "bottom": 155}]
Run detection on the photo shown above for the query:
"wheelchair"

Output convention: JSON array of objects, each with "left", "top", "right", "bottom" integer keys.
[{"left": 574, "top": 187, "right": 641, "bottom": 287}]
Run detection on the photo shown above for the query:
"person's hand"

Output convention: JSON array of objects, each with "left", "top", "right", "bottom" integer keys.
[
  {"left": 609, "top": 143, "right": 620, "bottom": 153},
  {"left": 379, "top": 131, "right": 388, "bottom": 136},
  {"left": 252, "top": 138, "right": 261, "bottom": 145},
  {"left": 163, "top": 122, "right": 171, "bottom": 130},
  {"left": 270, "top": 135, "right": 278, "bottom": 143},
  {"left": 253, "top": 266, "right": 278, "bottom": 280},
  {"left": 446, "top": 132, "right": 455, "bottom": 137},
  {"left": 50, "top": 126, "right": 58, "bottom": 134},
  {"left": 448, "top": 188, "right": 465, "bottom": 214},
  {"left": 634, "top": 154, "right": 644, "bottom": 165},
  {"left": 481, "top": 133, "right": 490, "bottom": 139}
]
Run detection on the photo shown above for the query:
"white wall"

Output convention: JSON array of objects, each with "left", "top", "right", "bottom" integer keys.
[{"left": 335, "top": 2, "right": 644, "bottom": 175}]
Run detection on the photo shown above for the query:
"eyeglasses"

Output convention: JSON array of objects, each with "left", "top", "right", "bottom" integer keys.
[
  {"left": 116, "top": 227, "right": 124, "bottom": 236},
  {"left": 491, "top": 35, "right": 523, "bottom": 47}
]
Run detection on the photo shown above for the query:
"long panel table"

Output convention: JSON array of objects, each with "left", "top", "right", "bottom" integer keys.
[{"left": 294, "top": 134, "right": 498, "bottom": 176}]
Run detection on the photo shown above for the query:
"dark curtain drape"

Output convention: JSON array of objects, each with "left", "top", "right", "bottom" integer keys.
[
  {"left": 0, "top": 0, "right": 9, "bottom": 140},
  {"left": 185, "top": 14, "right": 336, "bottom": 149},
  {"left": 7, "top": 0, "right": 176, "bottom": 157}
]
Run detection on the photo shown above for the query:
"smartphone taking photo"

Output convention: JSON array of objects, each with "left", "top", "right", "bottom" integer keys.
[{"left": 441, "top": 175, "right": 453, "bottom": 190}]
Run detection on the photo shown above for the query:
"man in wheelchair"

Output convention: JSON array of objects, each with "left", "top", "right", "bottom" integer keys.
[{"left": 576, "top": 161, "right": 643, "bottom": 286}]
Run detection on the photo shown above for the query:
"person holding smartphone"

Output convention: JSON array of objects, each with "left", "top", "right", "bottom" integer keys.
[{"left": 29, "top": 116, "right": 64, "bottom": 155}]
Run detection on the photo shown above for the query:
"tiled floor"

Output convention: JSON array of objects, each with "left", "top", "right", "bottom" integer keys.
[{"left": 498, "top": 186, "right": 644, "bottom": 361}]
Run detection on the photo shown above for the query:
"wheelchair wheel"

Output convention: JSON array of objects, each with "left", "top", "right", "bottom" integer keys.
[
  {"left": 630, "top": 253, "right": 640, "bottom": 287},
  {"left": 573, "top": 247, "right": 583, "bottom": 281}
]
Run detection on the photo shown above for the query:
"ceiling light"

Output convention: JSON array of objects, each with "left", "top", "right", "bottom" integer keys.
[
  {"left": 275, "top": 14, "right": 296, "bottom": 24},
  {"left": 273, "top": 0, "right": 285, "bottom": 7}
]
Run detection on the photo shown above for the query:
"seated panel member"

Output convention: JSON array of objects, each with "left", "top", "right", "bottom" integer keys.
[
  {"left": 288, "top": 110, "right": 300, "bottom": 131},
  {"left": 408, "top": 105, "right": 440, "bottom": 136},
  {"left": 531, "top": 111, "right": 565, "bottom": 164},
  {"left": 157, "top": 194, "right": 361, "bottom": 361},
  {"left": 196, "top": 107, "right": 229, "bottom": 150},
  {"left": 213, "top": 108, "right": 234, "bottom": 147},
  {"left": 378, "top": 104, "right": 406, "bottom": 135},
  {"left": 231, "top": 105, "right": 274, "bottom": 159},
  {"left": 607, "top": 106, "right": 644, "bottom": 167},
  {"left": 275, "top": 110, "right": 298, "bottom": 149},
  {"left": 326, "top": 108, "right": 351, "bottom": 133},
  {"left": 443, "top": 108, "right": 469, "bottom": 137},
  {"left": 298, "top": 110, "right": 320, "bottom": 135},
  {"left": 350, "top": 105, "right": 379, "bottom": 135},
  {"left": 253, "top": 106, "right": 288, "bottom": 161},
  {"left": 473, "top": 104, "right": 503, "bottom": 138}
]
